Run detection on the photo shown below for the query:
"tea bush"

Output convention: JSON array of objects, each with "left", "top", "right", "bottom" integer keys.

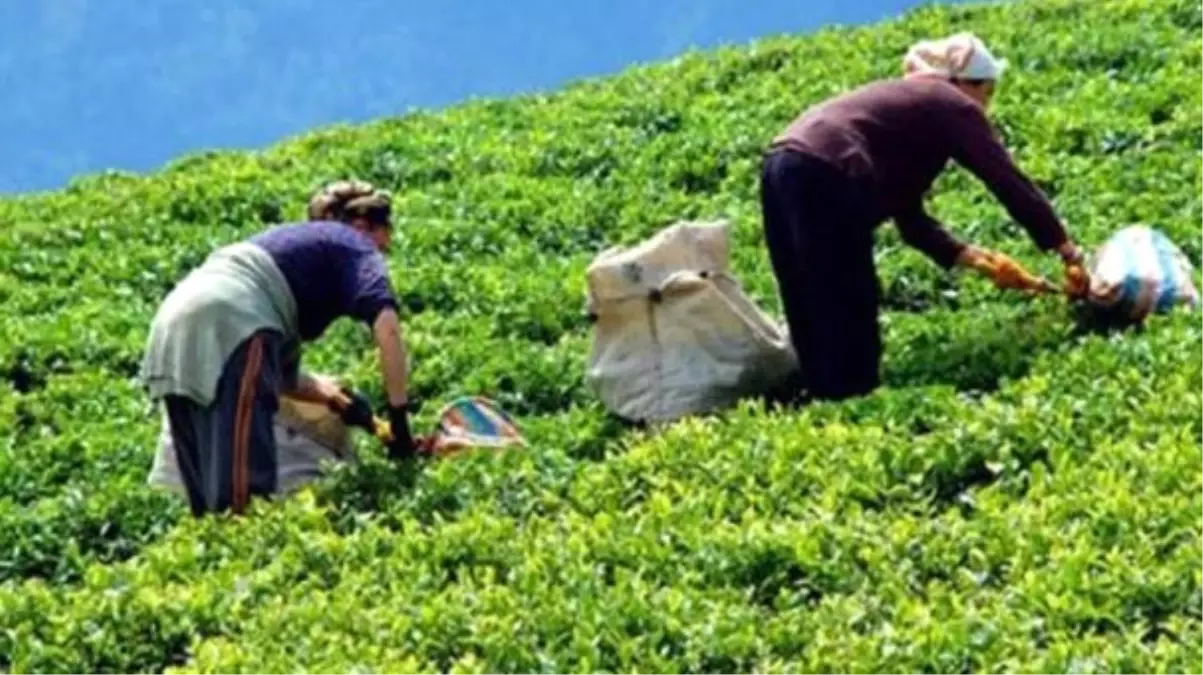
[{"left": 0, "top": 0, "right": 1199, "bottom": 671}]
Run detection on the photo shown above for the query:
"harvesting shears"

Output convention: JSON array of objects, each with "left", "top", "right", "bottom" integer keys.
[{"left": 329, "top": 388, "right": 397, "bottom": 442}]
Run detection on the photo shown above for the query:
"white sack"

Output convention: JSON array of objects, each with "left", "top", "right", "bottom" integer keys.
[
  {"left": 148, "top": 377, "right": 356, "bottom": 497},
  {"left": 584, "top": 219, "right": 799, "bottom": 423}
]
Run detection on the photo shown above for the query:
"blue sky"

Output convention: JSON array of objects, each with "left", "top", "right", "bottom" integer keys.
[{"left": 0, "top": 0, "right": 976, "bottom": 195}]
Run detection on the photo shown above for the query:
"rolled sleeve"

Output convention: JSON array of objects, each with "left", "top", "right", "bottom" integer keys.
[{"left": 349, "top": 251, "right": 400, "bottom": 326}]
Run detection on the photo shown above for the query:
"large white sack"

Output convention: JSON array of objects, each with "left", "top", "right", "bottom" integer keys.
[
  {"left": 148, "top": 376, "right": 356, "bottom": 497},
  {"left": 584, "top": 219, "right": 799, "bottom": 423}
]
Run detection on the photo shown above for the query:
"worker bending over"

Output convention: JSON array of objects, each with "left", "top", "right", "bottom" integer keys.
[
  {"left": 760, "top": 32, "right": 1090, "bottom": 403},
  {"left": 140, "top": 180, "right": 418, "bottom": 517}
]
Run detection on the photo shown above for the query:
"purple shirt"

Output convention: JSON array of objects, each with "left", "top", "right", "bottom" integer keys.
[{"left": 250, "top": 220, "right": 399, "bottom": 341}]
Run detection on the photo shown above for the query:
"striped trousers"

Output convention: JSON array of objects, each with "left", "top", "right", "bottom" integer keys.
[{"left": 163, "top": 330, "right": 283, "bottom": 517}]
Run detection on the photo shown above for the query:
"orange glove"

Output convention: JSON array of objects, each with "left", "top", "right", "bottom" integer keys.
[
  {"left": 958, "top": 246, "right": 1058, "bottom": 294},
  {"left": 1057, "top": 242, "right": 1091, "bottom": 299},
  {"left": 1064, "top": 262, "right": 1089, "bottom": 298}
]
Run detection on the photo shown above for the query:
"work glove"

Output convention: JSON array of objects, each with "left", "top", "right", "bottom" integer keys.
[
  {"left": 330, "top": 387, "right": 376, "bottom": 431},
  {"left": 1057, "top": 242, "right": 1091, "bottom": 299},
  {"left": 385, "top": 403, "right": 418, "bottom": 461},
  {"left": 958, "top": 246, "right": 1057, "bottom": 294}
]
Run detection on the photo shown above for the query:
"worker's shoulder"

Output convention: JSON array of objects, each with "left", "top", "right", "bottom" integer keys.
[
  {"left": 853, "top": 76, "right": 975, "bottom": 107},
  {"left": 253, "top": 220, "right": 375, "bottom": 255},
  {"left": 911, "top": 77, "right": 986, "bottom": 114},
  {"left": 285, "top": 219, "right": 368, "bottom": 241},
  {"left": 893, "top": 78, "right": 994, "bottom": 133},
  {"left": 808, "top": 78, "right": 959, "bottom": 119}
]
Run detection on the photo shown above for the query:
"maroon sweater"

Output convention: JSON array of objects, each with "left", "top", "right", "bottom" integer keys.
[{"left": 771, "top": 76, "right": 1069, "bottom": 269}]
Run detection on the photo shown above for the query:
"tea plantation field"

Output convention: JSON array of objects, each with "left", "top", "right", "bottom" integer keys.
[{"left": 0, "top": 0, "right": 1200, "bottom": 671}]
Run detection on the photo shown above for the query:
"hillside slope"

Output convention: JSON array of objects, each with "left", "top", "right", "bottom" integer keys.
[{"left": 0, "top": 0, "right": 1200, "bottom": 671}]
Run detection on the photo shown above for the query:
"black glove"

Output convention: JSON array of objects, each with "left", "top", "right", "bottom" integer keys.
[
  {"left": 333, "top": 387, "right": 375, "bottom": 430},
  {"left": 386, "top": 403, "right": 417, "bottom": 460}
]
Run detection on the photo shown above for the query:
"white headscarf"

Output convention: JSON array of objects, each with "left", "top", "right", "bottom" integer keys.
[{"left": 902, "top": 32, "right": 1007, "bottom": 81}]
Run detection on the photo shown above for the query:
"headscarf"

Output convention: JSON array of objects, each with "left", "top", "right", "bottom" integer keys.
[
  {"left": 902, "top": 32, "right": 1007, "bottom": 81},
  {"left": 307, "top": 179, "right": 392, "bottom": 226}
]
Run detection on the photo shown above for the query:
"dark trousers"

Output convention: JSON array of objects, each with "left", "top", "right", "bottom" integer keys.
[
  {"left": 759, "top": 147, "right": 882, "bottom": 402},
  {"left": 164, "top": 330, "right": 282, "bottom": 517}
]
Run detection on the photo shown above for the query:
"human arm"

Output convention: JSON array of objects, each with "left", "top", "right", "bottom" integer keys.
[
  {"left": 372, "top": 307, "right": 409, "bottom": 408},
  {"left": 344, "top": 248, "right": 409, "bottom": 408},
  {"left": 275, "top": 343, "right": 352, "bottom": 411},
  {"left": 953, "top": 243, "right": 1058, "bottom": 293},
  {"left": 345, "top": 249, "right": 418, "bottom": 457},
  {"left": 282, "top": 371, "right": 380, "bottom": 434},
  {"left": 892, "top": 204, "right": 1053, "bottom": 292},
  {"left": 944, "top": 100, "right": 1073, "bottom": 253},
  {"left": 893, "top": 199, "right": 967, "bottom": 270},
  {"left": 944, "top": 100, "right": 1090, "bottom": 295},
  {"left": 283, "top": 371, "right": 343, "bottom": 406},
  {"left": 372, "top": 307, "right": 418, "bottom": 458}
]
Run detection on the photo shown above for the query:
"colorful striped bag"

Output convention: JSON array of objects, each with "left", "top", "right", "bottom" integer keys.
[
  {"left": 424, "top": 396, "right": 526, "bottom": 456},
  {"left": 1085, "top": 225, "right": 1199, "bottom": 323}
]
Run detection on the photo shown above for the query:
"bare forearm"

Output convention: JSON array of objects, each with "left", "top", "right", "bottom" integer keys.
[
  {"left": 282, "top": 371, "right": 337, "bottom": 405},
  {"left": 373, "top": 308, "right": 409, "bottom": 407}
]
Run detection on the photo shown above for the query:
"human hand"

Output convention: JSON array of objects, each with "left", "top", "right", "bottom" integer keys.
[
  {"left": 1056, "top": 241, "right": 1091, "bottom": 299},
  {"left": 329, "top": 387, "right": 376, "bottom": 430},
  {"left": 385, "top": 403, "right": 418, "bottom": 460},
  {"left": 957, "top": 245, "right": 1057, "bottom": 294}
]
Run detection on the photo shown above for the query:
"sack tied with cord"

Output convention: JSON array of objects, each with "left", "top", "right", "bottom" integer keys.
[{"left": 584, "top": 219, "right": 800, "bottom": 424}]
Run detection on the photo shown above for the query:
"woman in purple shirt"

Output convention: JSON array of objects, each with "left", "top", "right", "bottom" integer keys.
[
  {"left": 760, "top": 33, "right": 1091, "bottom": 404},
  {"left": 141, "top": 180, "right": 418, "bottom": 516}
]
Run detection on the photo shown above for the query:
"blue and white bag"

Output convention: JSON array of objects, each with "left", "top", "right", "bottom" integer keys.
[{"left": 1086, "top": 225, "right": 1199, "bottom": 323}]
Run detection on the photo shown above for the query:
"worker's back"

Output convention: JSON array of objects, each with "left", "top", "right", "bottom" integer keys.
[
  {"left": 773, "top": 77, "right": 989, "bottom": 220},
  {"left": 250, "top": 219, "right": 396, "bottom": 341}
]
